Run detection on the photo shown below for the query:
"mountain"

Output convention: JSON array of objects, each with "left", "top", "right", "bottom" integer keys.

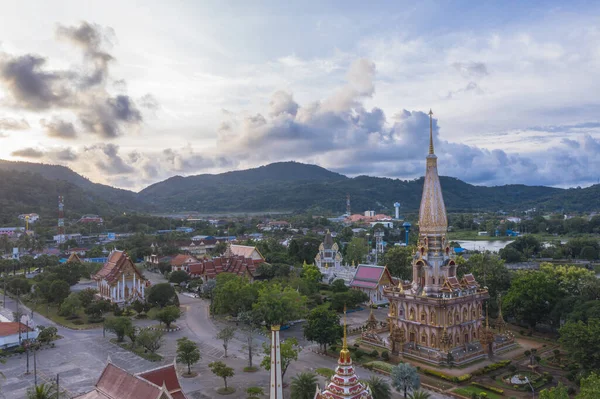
[
  {"left": 138, "top": 162, "right": 574, "bottom": 214},
  {"left": 0, "top": 160, "right": 146, "bottom": 212}
]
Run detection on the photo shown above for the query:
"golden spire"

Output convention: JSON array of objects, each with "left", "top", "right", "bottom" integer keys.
[
  {"left": 338, "top": 304, "right": 352, "bottom": 363},
  {"left": 342, "top": 304, "right": 348, "bottom": 350},
  {"left": 428, "top": 109, "right": 434, "bottom": 155}
]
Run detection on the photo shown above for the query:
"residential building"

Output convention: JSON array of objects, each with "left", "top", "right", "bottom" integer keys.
[
  {"left": 0, "top": 322, "right": 38, "bottom": 349},
  {"left": 18, "top": 213, "right": 39, "bottom": 223},
  {"left": 93, "top": 250, "right": 148, "bottom": 304},
  {"left": 349, "top": 264, "right": 394, "bottom": 305},
  {"left": 170, "top": 254, "right": 199, "bottom": 272},
  {"left": 78, "top": 214, "right": 104, "bottom": 224}
]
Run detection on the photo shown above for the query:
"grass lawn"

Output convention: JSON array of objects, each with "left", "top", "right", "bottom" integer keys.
[
  {"left": 110, "top": 338, "right": 162, "bottom": 362},
  {"left": 453, "top": 386, "right": 502, "bottom": 399},
  {"left": 23, "top": 300, "right": 109, "bottom": 330}
]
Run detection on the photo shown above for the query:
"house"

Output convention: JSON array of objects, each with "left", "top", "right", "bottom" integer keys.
[
  {"left": 74, "top": 361, "right": 188, "bottom": 399},
  {"left": 67, "top": 248, "right": 88, "bottom": 256},
  {"left": 179, "top": 241, "right": 207, "bottom": 256},
  {"left": 93, "top": 250, "right": 148, "bottom": 304},
  {"left": 170, "top": 254, "right": 199, "bottom": 272},
  {"left": 0, "top": 322, "right": 39, "bottom": 349},
  {"left": 67, "top": 252, "right": 83, "bottom": 263},
  {"left": 350, "top": 265, "right": 394, "bottom": 305},
  {"left": 18, "top": 213, "right": 40, "bottom": 223},
  {"left": 78, "top": 214, "right": 104, "bottom": 224},
  {"left": 188, "top": 255, "right": 256, "bottom": 281},
  {"left": 506, "top": 217, "right": 522, "bottom": 223},
  {"left": 226, "top": 244, "right": 265, "bottom": 265}
]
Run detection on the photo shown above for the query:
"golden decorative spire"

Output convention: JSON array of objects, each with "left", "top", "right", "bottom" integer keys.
[
  {"left": 428, "top": 109, "right": 434, "bottom": 155},
  {"left": 339, "top": 304, "right": 351, "bottom": 363},
  {"left": 418, "top": 109, "right": 448, "bottom": 235}
]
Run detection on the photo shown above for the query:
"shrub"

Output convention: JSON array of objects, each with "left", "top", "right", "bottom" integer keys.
[
  {"left": 370, "top": 349, "right": 379, "bottom": 358},
  {"left": 363, "top": 361, "right": 394, "bottom": 373},
  {"left": 422, "top": 368, "right": 471, "bottom": 382},
  {"left": 508, "top": 365, "right": 517, "bottom": 373},
  {"left": 354, "top": 349, "right": 365, "bottom": 359},
  {"left": 472, "top": 360, "right": 511, "bottom": 376},
  {"left": 72, "top": 319, "right": 84, "bottom": 325},
  {"left": 471, "top": 382, "right": 504, "bottom": 394},
  {"left": 315, "top": 368, "right": 335, "bottom": 378},
  {"left": 381, "top": 350, "right": 389, "bottom": 361}
]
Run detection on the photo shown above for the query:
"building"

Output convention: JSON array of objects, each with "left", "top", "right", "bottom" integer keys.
[
  {"left": 313, "top": 311, "right": 372, "bottom": 399},
  {"left": 0, "top": 322, "right": 38, "bottom": 349},
  {"left": 188, "top": 255, "right": 256, "bottom": 281},
  {"left": 349, "top": 265, "right": 394, "bottom": 305},
  {"left": 170, "top": 254, "right": 199, "bottom": 272},
  {"left": 93, "top": 250, "right": 148, "bottom": 304},
  {"left": 18, "top": 213, "right": 40, "bottom": 223},
  {"left": 227, "top": 244, "right": 265, "bottom": 265},
  {"left": 315, "top": 231, "right": 355, "bottom": 285},
  {"left": 384, "top": 111, "right": 496, "bottom": 366},
  {"left": 0, "top": 227, "right": 24, "bottom": 236},
  {"left": 78, "top": 214, "right": 104, "bottom": 224},
  {"left": 74, "top": 361, "right": 188, "bottom": 399}
]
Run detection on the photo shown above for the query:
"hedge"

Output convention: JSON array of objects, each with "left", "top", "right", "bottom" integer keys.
[
  {"left": 364, "top": 361, "right": 395, "bottom": 373},
  {"left": 422, "top": 368, "right": 471, "bottom": 382},
  {"left": 472, "top": 360, "right": 511, "bottom": 376},
  {"left": 471, "top": 382, "right": 504, "bottom": 394}
]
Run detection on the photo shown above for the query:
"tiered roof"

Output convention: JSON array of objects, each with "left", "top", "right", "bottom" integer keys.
[
  {"left": 93, "top": 250, "right": 144, "bottom": 284},
  {"left": 349, "top": 265, "right": 393, "bottom": 290},
  {"left": 137, "top": 364, "right": 188, "bottom": 399},
  {"left": 188, "top": 255, "right": 256, "bottom": 279},
  {"left": 441, "top": 273, "right": 479, "bottom": 293}
]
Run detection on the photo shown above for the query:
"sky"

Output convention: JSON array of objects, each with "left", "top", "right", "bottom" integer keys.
[{"left": 1, "top": 0, "right": 600, "bottom": 191}]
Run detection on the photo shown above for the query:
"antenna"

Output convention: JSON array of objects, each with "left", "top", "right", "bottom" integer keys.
[{"left": 58, "top": 196, "right": 65, "bottom": 246}]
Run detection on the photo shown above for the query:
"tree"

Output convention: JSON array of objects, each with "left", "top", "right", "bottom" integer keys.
[
  {"left": 290, "top": 372, "right": 317, "bottom": 399},
  {"left": 37, "top": 326, "right": 57, "bottom": 344},
  {"left": 246, "top": 386, "right": 265, "bottom": 399},
  {"left": 58, "top": 292, "right": 82, "bottom": 317},
  {"left": 559, "top": 318, "right": 600, "bottom": 372},
  {"left": 104, "top": 316, "right": 133, "bottom": 342},
  {"left": 212, "top": 274, "right": 258, "bottom": 316},
  {"left": 580, "top": 246, "right": 598, "bottom": 261},
  {"left": 366, "top": 376, "right": 392, "bottom": 399},
  {"left": 391, "top": 363, "right": 420, "bottom": 398},
  {"left": 330, "top": 279, "right": 348, "bottom": 293},
  {"left": 146, "top": 283, "right": 179, "bottom": 308},
  {"left": 169, "top": 270, "right": 190, "bottom": 284},
  {"left": 577, "top": 372, "right": 600, "bottom": 398},
  {"left": 137, "top": 328, "right": 164, "bottom": 353},
  {"left": 176, "top": 337, "right": 200, "bottom": 375},
  {"left": 238, "top": 310, "right": 261, "bottom": 368},
  {"left": 540, "top": 383, "right": 569, "bottom": 399},
  {"left": 303, "top": 304, "right": 343, "bottom": 353},
  {"left": 208, "top": 361, "right": 235, "bottom": 391},
  {"left": 253, "top": 283, "right": 307, "bottom": 328},
  {"left": 153, "top": 305, "right": 181, "bottom": 328},
  {"left": 216, "top": 326, "right": 235, "bottom": 358},
  {"left": 48, "top": 280, "right": 71, "bottom": 304},
  {"left": 330, "top": 289, "right": 368, "bottom": 312},
  {"left": 345, "top": 237, "right": 368, "bottom": 265},
  {"left": 77, "top": 288, "right": 97, "bottom": 308},
  {"left": 7, "top": 277, "right": 30, "bottom": 295},
  {"left": 503, "top": 270, "right": 557, "bottom": 330},
  {"left": 26, "top": 383, "right": 57, "bottom": 399},
  {"left": 261, "top": 337, "right": 301, "bottom": 380},
  {"left": 384, "top": 246, "right": 413, "bottom": 280},
  {"left": 85, "top": 299, "right": 111, "bottom": 321}
]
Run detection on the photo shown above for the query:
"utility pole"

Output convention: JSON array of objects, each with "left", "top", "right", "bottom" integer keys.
[
  {"left": 3, "top": 279, "right": 6, "bottom": 308},
  {"left": 17, "top": 288, "right": 21, "bottom": 344},
  {"left": 34, "top": 346, "right": 37, "bottom": 386},
  {"left": 56, "top": 374, "right": 60, "bottom": 399}
]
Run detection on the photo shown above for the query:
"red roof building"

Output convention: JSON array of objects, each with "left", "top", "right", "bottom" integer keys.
[
  {"left": 93, "top": 250, "right": 148, "bottom": 304},
  {"left": 74, "top": 362, "right": 188, "bottom": 399},
  {"left": 170, "top": 254, "right": 200, "bottom": 272},
  {"left": 226, "top": 244, "right": 265, "bottom": 265},
  {"left": 349, "top": 265, "right": 393, "bottom": 305},
  {"left": 188, "top": 255, "right": 256, "bottom": 281}
]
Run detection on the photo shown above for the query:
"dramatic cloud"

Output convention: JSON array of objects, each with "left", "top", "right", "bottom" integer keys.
[
  {"left": 452, "top": 62, "right": 489, "bottom": 79},
  {"left": 84, "top": 143, "right": 135, "bottom": 174},
  {"left": 0, "top": 21, "right": 145, "bottom": 138},
  {"left": 0, "top": 118, "right": 30, "bottom": 130},
  {"left": 11, "top": 147, "right": 44, "bottom": 158},
  {"left": 40, "top": 117, "right": 77, "bottom": 139}
]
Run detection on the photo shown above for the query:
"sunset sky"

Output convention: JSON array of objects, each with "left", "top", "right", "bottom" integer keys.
[{"left": 1, "top": 0, "right": 599, "bottom": 190}]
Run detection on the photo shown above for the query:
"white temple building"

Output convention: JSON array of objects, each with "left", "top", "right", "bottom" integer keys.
[{"left": 315, "top": 230, "right": 356, "bottom": 285}]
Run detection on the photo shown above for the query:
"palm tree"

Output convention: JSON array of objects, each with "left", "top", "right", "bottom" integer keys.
[
  {"left": 27, "top": 383, "right": 56, "bottom": 399},
  {"left": 366, "top": 376, "right": 392, "bottom": 399},
  {"left": 290, "top": 371, "right": 318, "bottom": 399},
  {"left": 408, "top": 390, "right": 431, "bottom": 399},
  {"left": 391, "top": 363, "right": 420, "bottom": 398}
]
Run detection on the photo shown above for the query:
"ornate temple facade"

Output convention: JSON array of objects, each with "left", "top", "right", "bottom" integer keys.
[
  {"left": 316, "top": 230, "right": 356, "bottom": 285},
  {"left": 384, "top": 111, "right": 493, "bottom": 366},
  {"left": 314, "top": 311, "right": 372, "bottom": 399},
  {"left": 94, "top": 250, "right": 148, "bottom": 304}
]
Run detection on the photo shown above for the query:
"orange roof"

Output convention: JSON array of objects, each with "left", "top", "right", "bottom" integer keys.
[
  {"left": 170, "top": 254, "right": 198, "bottom": 267},
  {"left": 84, "top": 363, "right": 165, "bottom": 399},
  {"left": 188, "top": 255, "right": 256, "bottom": 279},
  {"left": 93, "top": 251, "right": 144, "bottom": 284},
  {"left": 0, "top": 322, "right": 32, "bottom": 337},
  {"left": 137, "top": 364, "right": 188, "bottom": 399},
  {"left": 230, "top": 245, "right": 264, "bottom": 261}
]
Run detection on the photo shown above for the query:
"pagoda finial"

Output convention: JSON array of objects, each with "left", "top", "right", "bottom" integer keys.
[
  {"left": 343, "top": 304, "right": 348, "bottom": 350},
  {"left": 428, "top": 109, "right": 434, "bottom": 155},
  {"left": 339, "top": 304, "right": 351, "bottom": 363}
]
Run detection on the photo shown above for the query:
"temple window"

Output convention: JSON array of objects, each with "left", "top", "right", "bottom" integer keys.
[
  {"left": 409, "top": 308, "right": 415, "bottom": 320},
  {"left": 420, "top": 311, "right": 426, "bottom": 323},
  {"left": 430, "top": 312, "right": 436, "bottom": 325},
  {"left": 456, "top": 312, "right": 460, "bottom": 323},
  {"left": 463, "top": 308, "right": 468, "bottom": 321},
  {"left": 421, "top": 333, "right": 427, "bottom": 345},
  {"left": 447, "top": 311, "right": 453, "bottom": 325},
  {"left": 431, "top": 334, "right": 436, "bottom": 348}
]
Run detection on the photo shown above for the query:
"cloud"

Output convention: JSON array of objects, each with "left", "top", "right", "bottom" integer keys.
[
  {"left": 40, "top": 117, "right": 77, "bottom": 139},
  {"left": 0, "top": 21, "right": 146, "bottom": 139},
  {"left": 53, "top": 147, "right": 78, "bottom": 161},
  {"left": 452, "top": 62, "right": 489, "bottom": 79},
  {"left": 84, "top": 143, "right": 135, "bottom": 174},
  {"left": 0, "top": 118, "right": 30, "bottom": 130},
  {"left": 11, "top": 147, "right": 45, "bottom": 158},
  {"left": 139, "top": 94, "right": 159, "bottom": 110}
]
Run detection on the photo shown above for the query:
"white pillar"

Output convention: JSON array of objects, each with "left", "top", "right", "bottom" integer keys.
[
  {"left": 269, "top": 325, "right": 283, "bottom": 399},
  {"left": 122, "top": 273, "right": 126, "bottom": 299},
  {"left": 133, "top": 273, "right": 136, "bottom": 295},
  {"left": 116, "top": 281, "right": 120, "bottom": 300}
]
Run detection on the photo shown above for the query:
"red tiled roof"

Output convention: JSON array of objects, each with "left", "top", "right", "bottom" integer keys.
[
  {"left": 353, "top": 265, "right": 385, "bottom": 281},
  {"left": 137, "top": 364, "right": 188, "bottom": 399},
  {"left": 93, "top": 251, "right": 144, "bottom": 284},
  {"left": 350, "top": 280, "right": 378, "bottom": 289},
  {"left": 94, "top": 363, "right": 164, "bottom": 399},
  {"left": 188, "top": 255, "right": 256, "bottom": 279},
  {"left": 0, "top": 322, "right": 32, "bottom": 337},
  {"left": 447, "top": 276, "right": 461, "bottom": 289}
]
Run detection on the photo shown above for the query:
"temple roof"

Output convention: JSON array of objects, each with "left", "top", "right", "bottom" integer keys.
[
  {"left": 93, "top": 250, "right": 145, "bottom": 284},
  {"left": 349, "top": 265, "right": 393, "bottom": 289},
  {"left": 323, "top": 230, "right": 334, "bottom": 250},
  {"left": 418, "top": 110, "right": 448, "bottom": 235},
  {"left": 137, "top": 364, "right": 188, "bottom": 399},
  {"left": 188, "top": 255, "right": 256, "bottom": 279}
]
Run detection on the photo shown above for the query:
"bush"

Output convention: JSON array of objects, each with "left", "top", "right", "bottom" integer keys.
[
  {"left": 354, "top": 349, "right": 365, "bottom": 359},
  {"left": 422, "top": 368, "right": 471, "bottom": 382},
  {"left": 315, "top": 368, "right": 335, "bottom": 378},
  {"left": 370, "top": 349, "right": 379, "bottom": 358},
  {"left": 363, "top": 361, "right": 394, "bottom": 373},
  {"left": 471, "top": 382, "right": 504, "bottom": 394},
  {"left": 472, "top": 360, "right": 511, "bottom": 376},
  {"left": 381, "top": 350, "right": 389, "bottom": 361},
  {"left": 72, "top": 319, "right": 84, "bottom": 325}
]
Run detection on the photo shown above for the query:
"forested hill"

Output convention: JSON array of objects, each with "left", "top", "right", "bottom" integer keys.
[{"left": 0, "top": 159, "right": 597, "bottom": 216}]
